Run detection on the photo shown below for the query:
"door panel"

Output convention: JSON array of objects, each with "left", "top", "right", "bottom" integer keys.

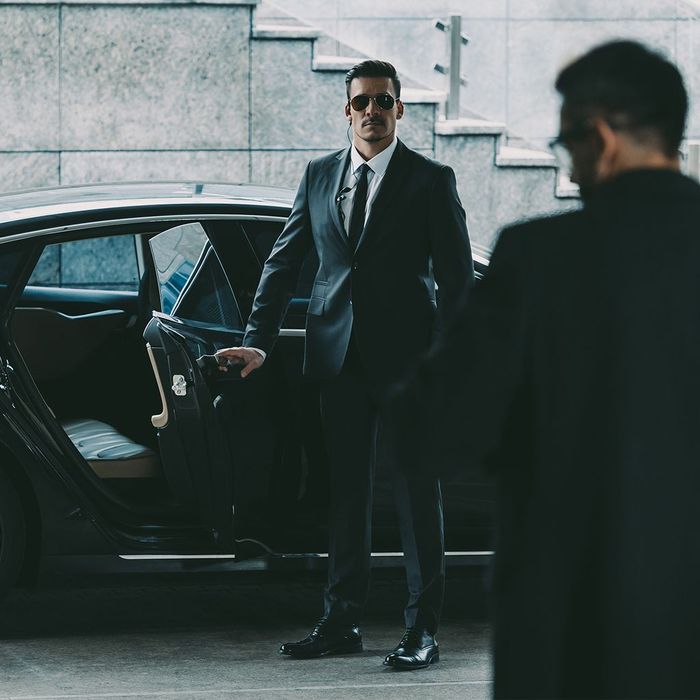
[
  {"left": 143, "top": 315, "right": 238, "bottom": 544},
  {"left": 13, "top": 307, "right": 130, "bottom": 381},
  {"left": 19, "top": 285, "right": 139, "bottom": 316},
  {"left": 146, "top": 222, "right": 247, "bottom": 545}
]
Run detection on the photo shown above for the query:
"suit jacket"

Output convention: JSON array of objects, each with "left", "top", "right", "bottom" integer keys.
[
  {"left": 391, "top": 168, "right": 700, "bottom": 698},
  {"left": 243, "top": 139, "right": 473, "bottom": 390}
]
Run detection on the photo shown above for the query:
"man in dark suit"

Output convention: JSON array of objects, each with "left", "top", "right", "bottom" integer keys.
[
  {"left": 216, "top": 60, "right": 473, "bottom": 668},
  {"left": 390, "top": 40, "right": 700, "bottom": 697}
]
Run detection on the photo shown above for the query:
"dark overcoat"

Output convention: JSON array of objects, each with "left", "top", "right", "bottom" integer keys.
[{"left": 392, "top": 169, "right": 700, "bottom": 699}]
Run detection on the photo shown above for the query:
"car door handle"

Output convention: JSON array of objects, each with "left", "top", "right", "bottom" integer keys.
[{"left": 196, "top": 354, "right": 243, "bottom": 380}]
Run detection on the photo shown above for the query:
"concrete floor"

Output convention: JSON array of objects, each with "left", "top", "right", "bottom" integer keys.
[{"left": 0, "top": 569, "right": 492, "bottom": 699}]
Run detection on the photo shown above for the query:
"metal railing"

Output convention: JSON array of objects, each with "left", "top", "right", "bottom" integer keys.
[{"left": 434, "top": 14, "right": 469, "bottom": 120}]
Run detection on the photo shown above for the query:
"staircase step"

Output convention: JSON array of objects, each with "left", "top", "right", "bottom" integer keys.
[
  {"left": 401, "top": 89, "right": 445, "bottom": 104},
  {"left": 313, "top": 55, "right": 364, "bottom": 71},
  {"left": 556, "top": 173, "right": 581, "bottom": 199},
  {"left": 436, "top": 118, "right": 506, "bottom": 136},
  {"left": 496, "top": 146, "right": 557, "bottom": 168},
  {"left": 253, "top": 24, "right": 322, "bottom": 40}
]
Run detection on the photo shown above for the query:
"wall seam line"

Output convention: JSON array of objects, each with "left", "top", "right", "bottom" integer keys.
[{"left": 57, "top": 2, "right": 63, "bottom": 185}]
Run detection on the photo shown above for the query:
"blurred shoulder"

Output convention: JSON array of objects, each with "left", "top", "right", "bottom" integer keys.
[{"left": 496, "top": 208, "right": 585, "bottom": 249}]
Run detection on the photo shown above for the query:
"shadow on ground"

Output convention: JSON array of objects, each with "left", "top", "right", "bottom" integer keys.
[{"left": 0, "top": 567, "right": 490, "bottom": 640}]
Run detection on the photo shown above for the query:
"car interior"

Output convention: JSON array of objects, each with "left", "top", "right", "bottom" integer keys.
[
  {"left": 8, "top": 222, "right": 333, "bottom": 549},
  {"left": 11, "top": 230, "right": 171, "bottom": 507}
]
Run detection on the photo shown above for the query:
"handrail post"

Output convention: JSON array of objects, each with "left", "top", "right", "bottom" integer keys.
[{"left": 434, "top": 14, "right": 469, "bottom": 120}]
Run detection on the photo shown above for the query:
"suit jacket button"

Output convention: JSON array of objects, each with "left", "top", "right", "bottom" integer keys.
[{"left": 352, "top": 263, "right": 358, "bottom": 271}]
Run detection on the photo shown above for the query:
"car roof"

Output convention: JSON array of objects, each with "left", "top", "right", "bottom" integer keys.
[
  {"left": 0, "top": 180, "right": 492, "bottom": 266},
  {"left": 0, "top": 181, "right": 296, "bottom": 226}
]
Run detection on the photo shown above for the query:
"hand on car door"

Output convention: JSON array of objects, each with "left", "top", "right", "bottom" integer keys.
[{"left": 215, "top": 347, "right": 265, "bottom": 378}]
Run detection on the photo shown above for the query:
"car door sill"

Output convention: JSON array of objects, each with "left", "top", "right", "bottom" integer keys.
[{"left": 118, "top": 551, "right": 493, "bottom": 560}]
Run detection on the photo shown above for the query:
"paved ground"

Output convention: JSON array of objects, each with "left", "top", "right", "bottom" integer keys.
[{"left": 0, "top": 568, "right": 492, "bottom": 699}]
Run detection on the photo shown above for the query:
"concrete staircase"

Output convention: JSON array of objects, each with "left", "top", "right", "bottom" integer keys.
[{"left": 251, "top": 4, "right": 577, "bottom": 248}]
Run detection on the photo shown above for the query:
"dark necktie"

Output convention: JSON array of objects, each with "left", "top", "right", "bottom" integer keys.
[{"left": 348, "top": 163, "right": 370, "bottom": 249}]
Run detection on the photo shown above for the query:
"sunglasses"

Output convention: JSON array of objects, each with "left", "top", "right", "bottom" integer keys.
[{"left": 348, "top": 93, "right": 397, "bottom": 111}]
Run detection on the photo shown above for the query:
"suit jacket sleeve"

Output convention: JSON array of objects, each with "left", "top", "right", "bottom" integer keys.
[
  {"left": 387, "top": 224, "right": 530, "bottom": 477},
  {"left": 428, "top": 164, "right": 474, "bottom": 340},
  {"left": 243, "top": 163, "right": 314, "bottom": 355}
]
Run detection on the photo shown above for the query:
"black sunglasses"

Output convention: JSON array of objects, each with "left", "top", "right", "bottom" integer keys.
[{"left": 349, "top": 93, "right": 397, "bottom": 111}]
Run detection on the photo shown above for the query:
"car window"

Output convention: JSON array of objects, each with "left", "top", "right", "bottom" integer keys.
[
  {"left": 149, "top": 222, "right": 242, "bottom": 329},
  {"left": 241, "top": 220, "right": 317, "bottom": 299},
  {"left": 173, "top": 248, "right": 242, "bottom": 329},
  {"left": 150, "top": 223, "right": 205, "bottom": 314},
  {"left": 244, "top": 220, "right": 281, "bottom": 267},
  {"left": 28, "top": 234, "right": 140, "bottom": 292}
]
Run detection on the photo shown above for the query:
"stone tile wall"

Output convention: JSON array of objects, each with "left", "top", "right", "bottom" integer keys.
[{"left": 0, "top": 2, "right": 262, "bottom": 190}]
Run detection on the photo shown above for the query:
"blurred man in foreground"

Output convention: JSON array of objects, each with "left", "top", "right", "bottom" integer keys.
[{"left": 391, "top": 40, "right": 700, "bottom": 698}]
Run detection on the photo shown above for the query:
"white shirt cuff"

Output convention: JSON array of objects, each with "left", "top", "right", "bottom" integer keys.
[{"left": 249, "top": 347, "right": 267, "bottom": 361}]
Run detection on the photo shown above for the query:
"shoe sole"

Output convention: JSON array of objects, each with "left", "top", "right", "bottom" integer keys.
[
  {"left": 282, "top": 641, "right": 364, "bottom": 659},
  {"left": 384, "top": 652, "right": 440, "bottom": 670}
]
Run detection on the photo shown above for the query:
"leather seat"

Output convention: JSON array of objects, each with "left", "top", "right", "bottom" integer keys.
[{"left": 61, "top": 418, "right": 160, "bottom": 479}]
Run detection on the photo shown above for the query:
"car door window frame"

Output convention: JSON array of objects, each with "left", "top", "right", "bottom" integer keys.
[{"left": 149, "top": 225, "right": 244, "bottom": 331}]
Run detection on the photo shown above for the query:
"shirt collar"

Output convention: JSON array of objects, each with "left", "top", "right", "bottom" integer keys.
[{"left": 350, "top": 137, "right": 398, "bottom": 178}]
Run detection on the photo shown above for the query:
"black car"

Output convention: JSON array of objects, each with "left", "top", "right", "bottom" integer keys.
[{"left": 0, "top": 182, "right": 492, "bottom": 596}]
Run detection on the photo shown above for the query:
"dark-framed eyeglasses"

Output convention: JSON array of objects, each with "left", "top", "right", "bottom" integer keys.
[
  {"left": 349, "top": 93, "right": 397, "bottom": 111},
  {"left": 549, "top": 123, "right": 596, "bottom": 152},
  {"left": 548, "top": 122, "right": 597, "bottom": 172}
]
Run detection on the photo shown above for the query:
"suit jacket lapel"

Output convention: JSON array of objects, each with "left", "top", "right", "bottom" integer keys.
[
  {"left": 328, "top": 148, "right": 351, "bottom": 246},
  {"left": 355, "top": 140, "right": 409, "bottom": 253}
]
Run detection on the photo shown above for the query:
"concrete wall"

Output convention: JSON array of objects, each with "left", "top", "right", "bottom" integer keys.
[
  {"left": 0, "top": 1, "right": 255, "bottom": 190},
  {"left": 0, "top": 0, "right": 436, "bottom": 192},
  {"left": 272, "top": 0, "right": 700, "bottom": 148}
]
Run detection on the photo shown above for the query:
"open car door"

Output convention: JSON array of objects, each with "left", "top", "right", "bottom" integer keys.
[{"left": 143, "top": 222, "right": 244, "bottom": 548}]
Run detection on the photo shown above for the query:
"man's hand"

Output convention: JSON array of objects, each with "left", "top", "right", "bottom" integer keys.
[{"left": 214, "top": 347, "right": 264, "bottom": 379}]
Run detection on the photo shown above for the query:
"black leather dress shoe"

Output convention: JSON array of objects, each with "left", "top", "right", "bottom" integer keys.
[
  {"left": 383, "top": 628, "right": 439, "bottom": 670},
  {"left": 280, "top": 618, "right": 363, "bottom": 659}
]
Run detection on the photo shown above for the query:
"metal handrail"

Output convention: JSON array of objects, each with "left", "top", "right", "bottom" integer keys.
[{"left": 434, "top": 14, "right": 469, "bottom": 120}]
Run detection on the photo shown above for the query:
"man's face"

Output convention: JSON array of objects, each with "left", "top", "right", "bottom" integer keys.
[
  {"left": 557, "top": 107, "right": 602, "bottom": 200},
  {"left": 345, "top": 76, "right": 403, "bottom": 147}
]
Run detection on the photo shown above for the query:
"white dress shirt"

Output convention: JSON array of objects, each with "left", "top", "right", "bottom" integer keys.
[
  {"left": 339, "top": 137, "right": 398, "bottom": 234},
  {"left": 247, "top": 139, "right": 398, "bottom": 362}
]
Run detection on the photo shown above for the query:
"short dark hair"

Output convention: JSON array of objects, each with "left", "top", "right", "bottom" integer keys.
[
  {"left": 345, "top": 60, "right": 401, "bottom": 99},
  {"left": 555, "top": 40, "right": 687, "bottom": 156}
]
